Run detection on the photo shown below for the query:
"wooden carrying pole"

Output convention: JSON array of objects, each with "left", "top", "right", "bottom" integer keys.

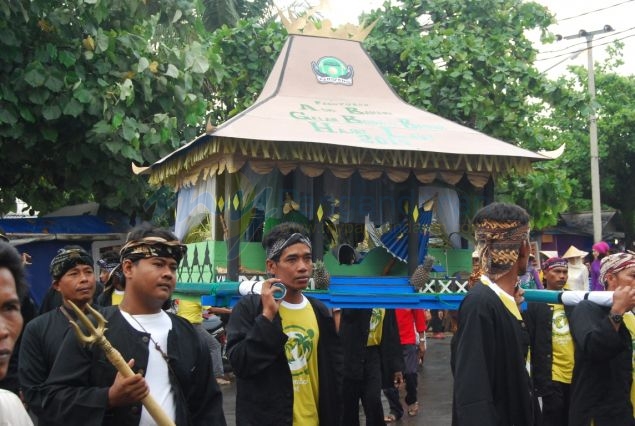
[{"left": 66, "top": 301, "right": 176, "bottom": 426}]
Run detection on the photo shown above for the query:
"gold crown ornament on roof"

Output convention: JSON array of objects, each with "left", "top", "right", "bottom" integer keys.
[{"left": 277, "top": 0, "right": 377, "bottom": 41}]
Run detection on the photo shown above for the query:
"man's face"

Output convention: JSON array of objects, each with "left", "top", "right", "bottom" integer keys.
[
  {"left": 0, "top": 267, "right": 23, "bottom": 380},
  {"left": 267, "top": 242, "right": 312, "bottom": 292},
  {"left": 123, "top": 256, "right": 177, "bottom": 306},
  {"left": 99, "top": 268, "right": 111, "bottom": 285},
  {"left": 606, "top": 267, "right": 635, "bottom": 291},
  {"left": 544, "top": 267, "right": 568, "bottom": 290},
  {"left": 54, "top": 264, "right": 96, "bottom": 306},
  {"left": 516, "top": 239, "right": 530, "bottom": 276}
]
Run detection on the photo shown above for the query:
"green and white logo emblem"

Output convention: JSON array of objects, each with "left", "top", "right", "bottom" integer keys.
[
  {"left": 311, "top": 56, "right": 354, "bottom": 85},
  {"left": 284, "top": 325, "right": 316, "bottom": 376}
]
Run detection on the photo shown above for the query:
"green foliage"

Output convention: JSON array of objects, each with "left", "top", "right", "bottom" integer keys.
[
  {"left": 204, "top": 19, "right": 287, "bottom": 125},
  {"left": 541, "top": 45, "right": 635, "bottom": 244},
  {"left": 200, "top": 0, "right": 275, "bottom": 32},
  {"left": 497, "top": 163, "right": 572, "bottom": 229},
  {"left": 363, "top": 0, "right": 554, "bottom": 145},
  {"left": 0, "top": 0, "right": 211, "bottom": 217},
  {"left": 362, "top": 0, "right": 575, "bottom": 227}
]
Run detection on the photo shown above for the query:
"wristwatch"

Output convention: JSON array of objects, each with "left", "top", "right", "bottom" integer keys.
[{"left": 609, "top": 312, "right": 624, "bottom": 324}]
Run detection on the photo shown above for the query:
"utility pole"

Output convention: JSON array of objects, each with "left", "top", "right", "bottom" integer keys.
[{"left": 557, "top": 25, "right": 614, "bottom": 243}]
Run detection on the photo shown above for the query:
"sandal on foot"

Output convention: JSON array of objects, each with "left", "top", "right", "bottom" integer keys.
[
  {"left": 384, "top": 414, "right": 397, "bottom": 423},
  {"left": 407, "top": 402, "right": 419, "bottom": 416}
]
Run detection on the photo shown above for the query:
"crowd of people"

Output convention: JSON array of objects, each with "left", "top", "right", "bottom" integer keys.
[
  {"left": 452, "top": 202, "right": 635, "bottom": 426},
  {"left": 1, "top": 203, "right": 634, "bottom": 425}
]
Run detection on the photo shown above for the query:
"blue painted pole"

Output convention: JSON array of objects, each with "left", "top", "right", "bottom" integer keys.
[{"left": 178, "top": 281, "right": 614, "bottom": 310}]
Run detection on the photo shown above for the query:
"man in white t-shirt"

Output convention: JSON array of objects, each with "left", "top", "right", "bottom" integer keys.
[{"left": 42, "top": 224, "right": 226, "bottom": 425}]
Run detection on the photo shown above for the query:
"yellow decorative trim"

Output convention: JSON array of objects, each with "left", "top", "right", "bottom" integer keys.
[
  {"left": 147, "top": 137, "right": 533, "bottom": 190},
  {"left": 277, "top": 0, "right": 377, "bottom": 41}
]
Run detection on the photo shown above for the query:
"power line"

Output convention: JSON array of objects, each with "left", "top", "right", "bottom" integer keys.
[
  {"left": 536, "top": 32, "right": 635, "bottom": 62},
  {"left": 556, "top": 0, "right": 634, "bottom": 22},
  {"left": 538, "top": 26, "right": 635, "bottom": 55}
]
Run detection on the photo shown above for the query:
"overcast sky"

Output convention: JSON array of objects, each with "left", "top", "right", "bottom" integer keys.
[{"left": 281, "top": 0, "right": 635, "bottom": 78}]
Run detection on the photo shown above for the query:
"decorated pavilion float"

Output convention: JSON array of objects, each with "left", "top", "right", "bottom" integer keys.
[{"left": 136, "top": 9, "right": 555, "bottom": 308}]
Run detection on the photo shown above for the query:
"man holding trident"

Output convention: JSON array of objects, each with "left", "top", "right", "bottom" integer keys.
[{"left": 42, "top": 224, "right": 226, "bottom": 425}]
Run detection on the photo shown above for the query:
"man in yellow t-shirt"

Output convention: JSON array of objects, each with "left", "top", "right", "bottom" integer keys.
[
  {"left": 176, "top": 298, "right": 229, "bottom": 385},
  {"left": 339, "top": 307, "right": 404, "bottom": 425},
  {"left": 524, "top": 257, "right": 575, "bottom": 426},
  {"left": 225, "top": 223, "right": 343, "bottom": 426}
]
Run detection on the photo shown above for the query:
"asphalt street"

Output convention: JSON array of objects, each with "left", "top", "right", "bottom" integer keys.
[{"left": 220, "top": 332, "right": 454, "bottom": 425}]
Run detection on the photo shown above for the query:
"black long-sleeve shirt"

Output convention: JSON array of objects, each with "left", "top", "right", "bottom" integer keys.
[
  {"left": 41, "top": 306, "right": 226, "bottom": 426},
  {"left": 451, "top": 282, "right": 535, "bottom": 426},
  {"left": 226, "top": 295, "right": 343, "bottom": 426},
  {"left": 569, "top": 301, "right": 634, "bottom": 426}
]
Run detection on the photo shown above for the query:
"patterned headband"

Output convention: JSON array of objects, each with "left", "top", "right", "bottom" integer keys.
[
  {"left": 97, "top": 258, "right": 119, "bottom": 271},
  {"left": 474, "top": 219, "right": 529, "bottom": 282},
  {"left": 120, "top": 236, "right": 187, "bottom": 263},
  {"left": 542, "top": 257, "right": 568, "bottom": 271},
  {"left": 266, "top": 233, "right": 312, "bottom": 260},
  {"left": 50, "top": 248, "right": 94, "bottom": 280},
  {"left": 600, "top": 253, "right": 635, "bottom": 287}
]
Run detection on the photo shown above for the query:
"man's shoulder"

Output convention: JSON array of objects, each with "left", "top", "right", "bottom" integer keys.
[
  {"left": 233, "top": 294, "right": 262, "bottom": 311},
  {"left": 463, "top": 282, "right": 496, "bottom": 302},
  {"left": 23, "top": 308, "right": 63, "bottom": 334}
]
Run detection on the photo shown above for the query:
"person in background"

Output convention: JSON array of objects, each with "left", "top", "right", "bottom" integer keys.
[
  {"left": 519, "top": 253, "right": 543, "bottom": 289},
  {"left": 339, "top": 306, "right": 403, "bottom": 426},
  {"left": 0, "top": 241, "right": 34, "bottom": 425},
  {"left": 96, "top": 255, "right": 125, "bottom": 307},
  {"left": 568, "top": 252, "right": 635, "bottom": 425},
  {"left": 40, "top": 224, "right": 226, "bottom": 425},
  {"left": 428, "top": 309, "right": 445, "bottom": 339},
  {"left": 382, "top": 308, "right": 427, "bottom": 422},
  {"left": 562, "top": 246, "right": 589, "bottom": 291},
  {"left": 38, "top": 245, "right": 104, "bottom": 314},
  {"left": 226, "top": 222, "right": 342, "bottom": 426},
  {"left": 176, "top": 297, "right": 230, "bottom": 385},
  {"left": 19, "top": 246, "right": 97, "bottom": 424},
  {"left": 523, "top": 257, "right": 575, "bottom": 426},
  {"left": 451, "top": 202, "right": 536, "bottom": 426},
  {"left": 589, "top": 241, "right": 610, "bottom": 291},
  {"left": 0, "top": 227, "right": 38, "bottom": 396},
  {"left": 97, "top": 251, "right": 119, "bottom": 287}
]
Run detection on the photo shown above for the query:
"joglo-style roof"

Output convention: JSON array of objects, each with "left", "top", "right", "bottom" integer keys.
[{"left": 141, "top": 34, "right": 548, "bottom": 189}]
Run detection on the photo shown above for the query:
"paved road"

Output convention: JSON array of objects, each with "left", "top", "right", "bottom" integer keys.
[{"left": 220, "top": 333, "right": 454, "bottom": 425}]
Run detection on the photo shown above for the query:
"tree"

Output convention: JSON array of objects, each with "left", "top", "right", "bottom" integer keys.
[
  {"left": 0, "top": 0, "right": 215, "bottom": 218},
  {"left": 542, "top": 43, "right": 635, "bottom": 246},
  {"left": 203, "top": 18, "right": 287, "bottom": 125},
  {"left": 361, "top": 0, "right": 572, "bottom": 228},
  {"left": 200, "top": 0, "right": 275, "bottom": 32}
]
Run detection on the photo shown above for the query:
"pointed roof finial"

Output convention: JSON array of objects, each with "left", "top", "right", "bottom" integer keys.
[{"left": 277, "top": 0, "right": 377, "bottom": 41}]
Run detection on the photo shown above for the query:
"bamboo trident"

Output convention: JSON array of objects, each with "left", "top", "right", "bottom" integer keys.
[{"left": 66, "top": 301, "right": 176, "bottom": 426}]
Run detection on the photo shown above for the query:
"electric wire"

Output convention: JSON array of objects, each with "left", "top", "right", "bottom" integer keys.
[
  {"left": 538, "top": 26, "right": 635, "bottom": 55},
  {"left": 555, "top": 0, "right": 635, "bottom": 22},
  {"left": 536, "top": 32, "right": 635, "bottom": 62}
]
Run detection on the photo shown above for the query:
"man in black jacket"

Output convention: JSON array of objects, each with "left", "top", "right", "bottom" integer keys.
[
  {"left": 19, "top": 246, "right": 97, "bottom": 424},
  {"left": 568, "top": 252, "right": 635, "bottom": 426},
  {"left": 226, "top": 223, "right": 342, "bottom": 426},
  {"left": 451, "top": 202, "right": 536, "bottom": 426},
  {"left": 338, "top": 307, "right": 403, "bottom": 425},
  {"left": 40, "top": 224, "right": 226, "bottom": 425},
  {"left": 523, "top": 257, "right": 574, "bottom": 426}
]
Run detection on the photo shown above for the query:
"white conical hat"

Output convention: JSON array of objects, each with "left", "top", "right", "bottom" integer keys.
[{"left": 562, "top": 245, "right": 588, "bottom": 259}]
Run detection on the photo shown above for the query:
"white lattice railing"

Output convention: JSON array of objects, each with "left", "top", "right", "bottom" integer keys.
[{"left": 422, "top": 278, "right": 469, "bottom": 294}]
